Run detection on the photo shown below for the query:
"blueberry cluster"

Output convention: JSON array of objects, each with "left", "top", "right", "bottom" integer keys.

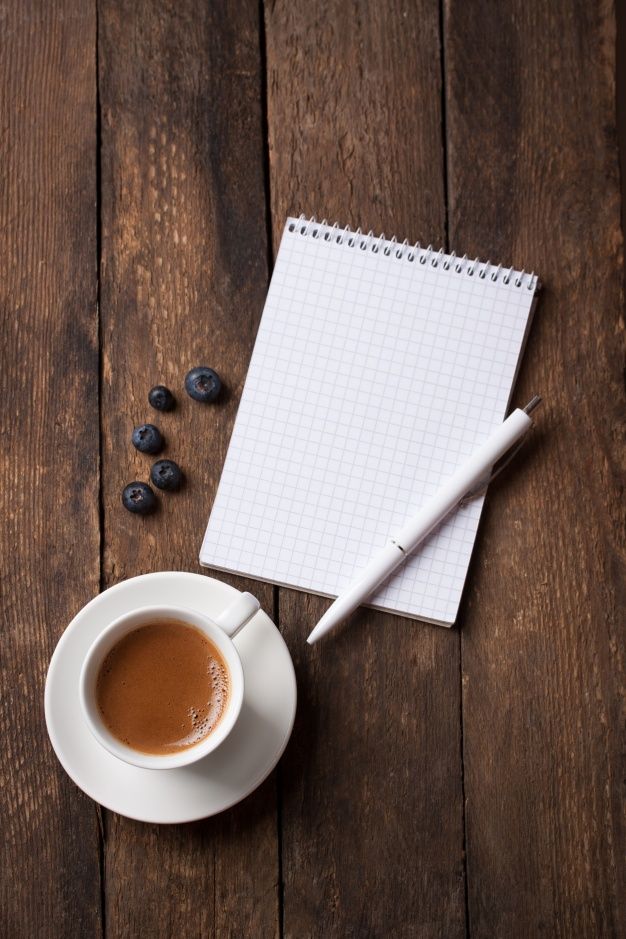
[{"left": 122, "top": 366, "right": 222, "bottom": 515}]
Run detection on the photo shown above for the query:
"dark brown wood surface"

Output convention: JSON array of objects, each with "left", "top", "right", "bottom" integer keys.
[
  {"left": 0, "top": 2, "right": 102, "bottom": 936},
  {"left": 1, "top": 0, "right": 624, "bottom": 937},
  {"left": 98, "top": 1, "right": 278, "bottom": 936},
  {"left": 446, "top": 2, "right": 626, "bottom": 935}
]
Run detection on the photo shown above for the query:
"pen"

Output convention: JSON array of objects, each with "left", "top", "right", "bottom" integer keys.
[{"left": 306, "top": 396, "right": 542, "bottom": 644}]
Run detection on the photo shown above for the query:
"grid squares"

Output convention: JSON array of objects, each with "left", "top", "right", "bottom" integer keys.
[{"left": 201, "top": 218, "right": 538, "bottom": 625}]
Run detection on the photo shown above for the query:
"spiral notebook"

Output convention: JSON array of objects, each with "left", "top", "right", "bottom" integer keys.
[{"left": 200, "top": 217, "right": 539, "bottom": 625}]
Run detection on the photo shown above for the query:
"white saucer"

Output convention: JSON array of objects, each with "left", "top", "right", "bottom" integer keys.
[{"left": 45, "top": 572, "right": 297, "bottom": 823}]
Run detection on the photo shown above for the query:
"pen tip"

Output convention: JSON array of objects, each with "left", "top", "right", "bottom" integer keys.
[
  {"left": 307, "top": 622, "right": 326, "bottom": 644},
  {"left": 523, "top": 394, "right": 542, "bottom": 415}
]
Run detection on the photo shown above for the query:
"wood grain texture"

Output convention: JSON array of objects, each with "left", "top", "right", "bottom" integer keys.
[
  {"left": 98, "top": 1, "right": 277, "bottom": 935},
  {"left": 0, "top": 1, "right": 101, "bottom": 936},
  {"left": 445, "top": 1, "right": 626, "bottom": 935},
  {"left": 266, "top": 2, "right": 466, "bottom": 936},
  {"left": 3, "top": 1, "right": 625, "bottom": 935}
]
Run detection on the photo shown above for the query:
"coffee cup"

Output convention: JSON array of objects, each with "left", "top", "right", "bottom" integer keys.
[{"left": 79, "top": 592, "right": 260, "bottom": 770}]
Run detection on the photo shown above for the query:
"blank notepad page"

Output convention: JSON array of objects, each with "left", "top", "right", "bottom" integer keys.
[{"left": 201, "top": 218, "right": 538, "bottom": 625}]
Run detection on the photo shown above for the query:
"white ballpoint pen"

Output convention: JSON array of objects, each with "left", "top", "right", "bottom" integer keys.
[{"left": 307, "top": 396, "right": 542, "bottom": 645}]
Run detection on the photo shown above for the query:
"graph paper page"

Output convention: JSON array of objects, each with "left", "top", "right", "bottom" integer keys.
[{"left": 201, "top": 219, "right": 538, "bottom": 624}]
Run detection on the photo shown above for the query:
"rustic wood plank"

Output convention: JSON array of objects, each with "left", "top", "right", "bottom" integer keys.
[
  {"left": 0, "top": 1, "right": 101, "bottom": 936},
  {"left": 98, "top": 1, "right": 277, "bottom": 935},
  {"left": 265, "top": 2, "right": 466, "bottom": 936},
  {"left": 444, "top": 1, "right": 626, "bottom": 935}
]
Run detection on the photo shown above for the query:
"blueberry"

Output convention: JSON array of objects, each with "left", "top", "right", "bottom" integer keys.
[
  {"left": 131, "top": 423, "right": 164, "bottom": 454},
  {"left": 122, "top": 482, "right": 157, "bottom": 515},
  {"left": 150, "top": 459, "right": 184, "bottom": 492},
  {"left": 148, "top": 385, "right": 175, "bottom": 412},
  {"left": 184, "top": 366, "right": 222, "bottom": 403}
]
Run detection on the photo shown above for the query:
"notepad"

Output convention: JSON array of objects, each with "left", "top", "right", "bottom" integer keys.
[{"left": 200, "top": 217, "right": 539, "bottom": 625}]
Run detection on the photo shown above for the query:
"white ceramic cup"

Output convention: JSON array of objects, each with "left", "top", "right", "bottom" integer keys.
[{"left": 79, "top": 592, "right": 260, "bottom": 770}]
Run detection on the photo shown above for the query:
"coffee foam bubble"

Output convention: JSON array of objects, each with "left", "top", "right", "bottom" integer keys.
[{"left": 180, "top": 654, "right": 229, "bottom": 746}]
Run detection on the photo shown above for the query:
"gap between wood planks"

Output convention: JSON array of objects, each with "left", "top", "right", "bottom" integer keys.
[
  {"left": 437, "top": 2, "right": 471, "bottom": 936},
  {"left": 258, "top": 5, "right": 286, "bottom": 933},
  {"left": 95, "top": 0, "right": 107, "bottom": 935}
]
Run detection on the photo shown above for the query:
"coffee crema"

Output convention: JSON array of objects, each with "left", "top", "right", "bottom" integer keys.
[{"left": 96, "top": 620, "right": 230, "bottom": 755}]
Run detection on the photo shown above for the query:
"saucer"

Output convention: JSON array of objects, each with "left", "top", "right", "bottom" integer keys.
[{"left": 45, "top": 572, "right": 297, "bottom": 823}]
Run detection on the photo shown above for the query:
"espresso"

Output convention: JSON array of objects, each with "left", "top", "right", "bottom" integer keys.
[{"left": 96, "top": 620, "right": 230, "bottom": 755}]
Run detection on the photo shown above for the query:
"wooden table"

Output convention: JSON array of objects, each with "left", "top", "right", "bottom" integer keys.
[{"left": 2, "top": 2, "right": 624, "bottom": 936}]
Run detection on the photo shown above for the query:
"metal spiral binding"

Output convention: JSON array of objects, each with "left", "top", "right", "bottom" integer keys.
[{"left": 288, "top": 215, "right": 536, "bottom": 289}]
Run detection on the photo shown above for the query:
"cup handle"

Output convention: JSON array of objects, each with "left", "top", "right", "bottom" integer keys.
[{"left": 214, "top": 592, "right": 260, "bottom": 639}]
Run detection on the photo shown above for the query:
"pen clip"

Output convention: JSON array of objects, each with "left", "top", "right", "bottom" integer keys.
[
  {"left": 460, "top": 434, "right": 530, "bottom": 504},
  {"left": 460, "top": 395, "right": 541, "bottom": 504}
]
